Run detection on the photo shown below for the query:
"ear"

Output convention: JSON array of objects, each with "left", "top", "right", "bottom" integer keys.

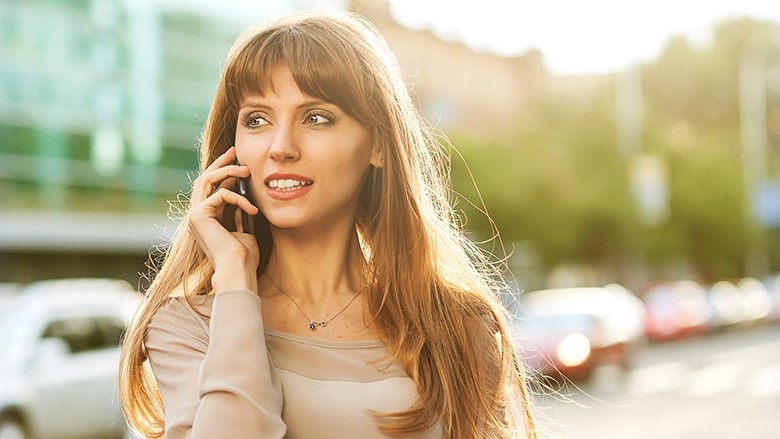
[{"left": 369, "top": 146, "right": 384, "bottom": 168}]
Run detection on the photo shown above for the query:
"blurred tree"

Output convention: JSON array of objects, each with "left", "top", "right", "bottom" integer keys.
[
  {"left": 450, "top": 89, "right": 635, "bottom": 275},
  {"left": 447, "top": 17, "right": 778, "bottom": 286},
  {"left": 641, "top": 18, "right": 776, "bottom": 282}
]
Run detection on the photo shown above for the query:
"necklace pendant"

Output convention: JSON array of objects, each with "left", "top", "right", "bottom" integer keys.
[{"left": 309, "top": 322, "right": 317, "bottom": 331}]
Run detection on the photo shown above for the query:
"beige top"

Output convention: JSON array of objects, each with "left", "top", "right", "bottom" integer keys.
[{"left": 146, "top": 289, "right": 438, "bottom": 438}]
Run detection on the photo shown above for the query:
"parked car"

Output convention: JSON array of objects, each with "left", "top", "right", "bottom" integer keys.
[
  {"left": 642, "top": 280, "right": 711, "bottom": 341},
  {"left": 706, "top": 280, "right": 746, "bottom": 330},
  {"left": 735, "top": 277, "right": 773, "bottom": 323},
  {"left": 0, "top": 283, "right": 21, "bottom": 310},
  {"left": 512, "top": 285, "right": 646, "bottom": 382},
  {"left": 705, "top": 277, "right": 774, "bottom": 332},
  {"left": 764, "top": 274, "right": 780, "bottom": 323},
  {"left": 0, "top": 278, "right": 142, "bottom": 439}
]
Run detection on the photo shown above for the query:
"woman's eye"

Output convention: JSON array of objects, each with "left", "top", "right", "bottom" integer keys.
[
  {"left": 243, "top": 113, "right": 268, "bottom": 128},
  {"left": 304, "top": 112, "right": 334, "bottom": 126},
  {"left": 248, "top": 117, "right": 267, "bottom": 128}
]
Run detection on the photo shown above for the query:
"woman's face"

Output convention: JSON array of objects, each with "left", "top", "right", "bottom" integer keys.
[{"left": 235, "top": 64, "right": 381, "bottom": 232}]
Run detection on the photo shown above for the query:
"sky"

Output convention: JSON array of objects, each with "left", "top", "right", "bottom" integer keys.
[
  {"left": 163, "top": 0, "right": 780, "bottom": 76},
  {"left": 387, "top": 0, "right": 780, "bottom": 75}
]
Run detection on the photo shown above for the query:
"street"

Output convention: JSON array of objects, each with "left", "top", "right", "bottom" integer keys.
[{"left": 533, "top": 324, "right": 780, "bottom": 439}]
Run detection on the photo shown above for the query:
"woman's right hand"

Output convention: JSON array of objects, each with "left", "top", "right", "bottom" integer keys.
[{"left": 187, "top": 146, "right": 260, "bottom": 292}]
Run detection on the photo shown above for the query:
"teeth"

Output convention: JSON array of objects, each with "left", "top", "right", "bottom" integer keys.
[{"left": 267, "top": 179, "right": 312, "bottom": 190}]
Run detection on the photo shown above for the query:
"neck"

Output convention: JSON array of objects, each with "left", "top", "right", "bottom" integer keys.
[{"left": 263, "top": 225, "right": 367, "bottom": 304}]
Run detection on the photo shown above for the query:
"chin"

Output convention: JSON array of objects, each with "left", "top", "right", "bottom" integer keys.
[{"left": 263, "top": 209, "right": 318, "bottom": 228}]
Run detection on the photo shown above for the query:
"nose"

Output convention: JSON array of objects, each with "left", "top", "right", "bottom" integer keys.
[{"left": 268, "top": 125, "right": 300, "bottom": 162}]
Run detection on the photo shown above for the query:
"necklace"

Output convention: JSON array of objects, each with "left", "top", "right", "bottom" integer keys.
[{"left": 266, "top": 275, "right": 367, "bottom": 331}]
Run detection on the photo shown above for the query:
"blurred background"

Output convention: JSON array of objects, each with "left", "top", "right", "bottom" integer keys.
[{"left": 0, "top": 0, "right": 779, "bottom": 438}]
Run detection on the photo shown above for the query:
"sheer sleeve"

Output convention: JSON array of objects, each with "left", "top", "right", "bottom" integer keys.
[
  {"left": 145, "top": 289, "right": 286, "bottom": 439},
  {"left": 466, "top": 307, "right": 532, "bottom": 438}
]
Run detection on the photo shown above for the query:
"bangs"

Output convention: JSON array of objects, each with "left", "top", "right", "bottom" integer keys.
[{"left": 225, "top": 18, "right": 379, "bottom": 126}]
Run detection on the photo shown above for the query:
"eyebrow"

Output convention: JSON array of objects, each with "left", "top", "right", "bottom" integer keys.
[{"left": 239, "top": 98, "right": 334, "bottom": 111}]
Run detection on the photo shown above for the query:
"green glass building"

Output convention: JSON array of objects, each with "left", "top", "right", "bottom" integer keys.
[{"left": 0, "top": 0, "right": 342, "bottom": 285}]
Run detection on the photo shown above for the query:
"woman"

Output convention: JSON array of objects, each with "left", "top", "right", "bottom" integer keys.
[{"left": 119, "top": 10, "right": 536, "bottom": 439}]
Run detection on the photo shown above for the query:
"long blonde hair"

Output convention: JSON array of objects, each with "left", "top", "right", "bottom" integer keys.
[{"left": 119, "top": 11, "right": 535, "bottom": 438}]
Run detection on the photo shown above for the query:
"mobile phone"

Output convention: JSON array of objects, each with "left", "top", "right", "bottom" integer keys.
[{"left": 234, "top": 160, "right": 251, "bottom": 233}]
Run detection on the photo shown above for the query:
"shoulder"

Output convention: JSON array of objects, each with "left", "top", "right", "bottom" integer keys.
[
  {"left": 152, "top": 294, "right": 214, "bottom": 328},
  {"left": 146, "top": 294, "right": 215, "bottom": 353}
]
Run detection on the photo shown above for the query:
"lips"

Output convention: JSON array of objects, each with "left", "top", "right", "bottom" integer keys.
[
  {"left": 266, "top": 178, "right": 313, "bottom": 190},
  {"left": 263, "top": 173, "right": 314, "bottom": 200}
]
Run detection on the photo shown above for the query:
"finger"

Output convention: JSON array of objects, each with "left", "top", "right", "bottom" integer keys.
[
  {"left": 191, "top": 165, "right": 249, "bottom": 203},
  {"left": 194, "top": 166, "right": 246, "bottom": 194},
  {"left": 208, "top": 188, "right": 258, "bottom": 217},
  {"left": 204, "top": 146, "right": 237, "bottom": 172},
  {"left": 217, "top": 176, "right": 238, "bottom": 192},
  {"left": 195, "top": 146, "right": 239, "bottom": 197},
  {"left": 189, "top": 187, "right": 256, "bottom": 231},
  {"left": 187, "top": 189, "right": 256, "bottom": 251}
]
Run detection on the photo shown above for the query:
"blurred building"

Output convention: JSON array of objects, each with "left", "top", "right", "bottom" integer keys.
[
  {"left": 350, "top": 0, "right": 547, "bottom": 137},
  {"left": 0, "top": 0, "right": 341, "bottom": 285},
  {"left": 351, "top": 0, "right": 613, "bottom": 138},
  {"left": 0, "top": 0, "right": 608, "bottom": 286}
]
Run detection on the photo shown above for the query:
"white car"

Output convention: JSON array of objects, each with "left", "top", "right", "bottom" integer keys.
[{"left": 0, "top": 278, "right": 142, "bottom": 439}]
